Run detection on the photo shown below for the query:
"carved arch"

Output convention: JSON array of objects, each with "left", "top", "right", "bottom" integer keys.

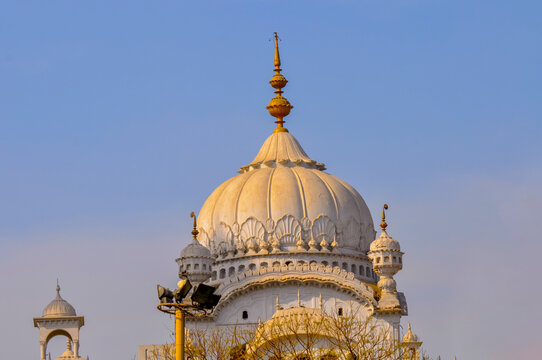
[
  {"left": 46, "top": 329, "right": 73, "bottom": 344},
  {"left": 212, "top": 273, "right": 376, "bottom": 319}
]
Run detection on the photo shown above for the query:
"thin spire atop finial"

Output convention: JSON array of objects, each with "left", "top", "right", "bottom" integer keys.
[
  {"left": 190, "top": 211, "right": 199, "bottom": 240},
  {"left": 276, "top": 295, "right": 280, "bottom": 310},
  {"left": 381, "top": 204, "right": 389, "bottom": 231},
  {"left": 274, "top": 32, "right": 281, "bottom": 69},
  {"left": 267, "top": 32, "right": 293, "bottom": 133},
  {"left": 408, "top": 323, "right": 412, "bottom": 331},
  {"left": 56, "top": 279, "right": 60, "bottom": 295},
  {"left": 297, "top": 289, "right": 301, "bottom": 306}
]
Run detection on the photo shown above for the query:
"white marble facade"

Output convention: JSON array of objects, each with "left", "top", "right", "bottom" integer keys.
[{"left": 177, "top": 130, "right": 408, "bottom": 344}]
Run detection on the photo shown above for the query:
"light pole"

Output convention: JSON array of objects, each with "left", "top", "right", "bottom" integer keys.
[{"left": 157, "top": 280, "right": 221, "bottom": 360}]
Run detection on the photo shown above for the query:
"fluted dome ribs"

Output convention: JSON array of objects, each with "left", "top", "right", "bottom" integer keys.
[
  {"left": 239, "top": 132, "right": 325, "bottom": 173},
  {"left": 42, "top": 285, "right": 77, "bottom": 317},
  {"left": 197, "top": 131, "right": 375, "bottom": 257}
]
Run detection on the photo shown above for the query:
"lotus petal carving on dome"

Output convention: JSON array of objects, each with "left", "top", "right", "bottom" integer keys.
[
  {"left": 236, "top": 239, "right": 247, "bottom": 253},
  {"left": 240, "top": 217, "right": 266, "bottom": 245},
  {"left": 265, "top": 218, "right": 275, "bottom": 233},
  {"left": 275, "top": 215, "right": 301, "bottom": 248},
  {"left": 312, "top": 215, "right": 337, "bottom": 248},
  {"left": 300, "top": 216, "right": 311, "bottom": 241},
  {"left": 217, "top": 222, "right": 234, "bottom": 245},
  {"left": 231, "top": 222, "right": 240, "bottom": 237},
  {"left": 301, "top": 217, "right": 311, "bottom": 231}
]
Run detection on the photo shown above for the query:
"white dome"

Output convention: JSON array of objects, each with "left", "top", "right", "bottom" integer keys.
[
  {"left": 180, "top": 239, "right": 212, "bottom": 259},
  {"left": 402, "top": 323, "right": 420, "bottom": 343},
  {"left": 42, "top": 286, "right": 76, "bottom": 317},
  {"left": 197, "top": 131, "right": 375, "bottom": 255},
  {"left": 370, "top": 230, "right": 401, "bottom": 252}
]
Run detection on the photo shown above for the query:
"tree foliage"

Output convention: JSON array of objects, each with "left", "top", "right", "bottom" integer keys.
[{"left": 147, "top": 307, "right": 436, "bottom": 360}]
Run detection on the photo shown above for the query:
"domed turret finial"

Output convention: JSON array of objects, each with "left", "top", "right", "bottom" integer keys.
[
  {"left": 190, "top": 211, "right": 199, "bottom": 240},
  {"left": 56, "top": 279, "right": 60, "bottom": 295},
  {"left": 267, "top": 32, "right": 293, "bottom": 133},
  {"left": 380, "top": 204, "right": 389, "bottom": 231}
]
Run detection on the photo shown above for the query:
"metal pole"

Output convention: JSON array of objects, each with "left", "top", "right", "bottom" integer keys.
[{"left": 175, "top": 308, "right": 185, "bottom": 360}]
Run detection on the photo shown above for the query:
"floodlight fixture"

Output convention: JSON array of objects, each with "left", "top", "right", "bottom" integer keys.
[
  {"left": 174, "top": 279, "right": 192, "bottom": 303},
  {"left": 157, "top": 285, "right": 174, "bottom": 304},
  {"left": 191, "top": 283, "right": 221, "bottom": 309}
]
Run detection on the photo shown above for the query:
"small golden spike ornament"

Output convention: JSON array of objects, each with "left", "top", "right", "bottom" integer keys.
[
  {"left": 190, "top": 211, "right": 199, "bottom": 240},
  {"left": 267, "top": 32, "right": 293, "bottom": 133},
  {"left": 381, "top": 204, "right": 389, "bottom": 231}
]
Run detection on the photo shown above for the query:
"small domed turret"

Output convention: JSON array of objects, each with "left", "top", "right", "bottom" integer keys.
[
  {"left": 402, "top": 323, "right": 419, "bottom": 343},
  {"left": 370, "top": 230, "right": 401, "bottom": 252},
  {"left": 177, "top": 212, "right": 214, "bottom": 283},
  {"left": 42, "top": 284, "right": 77, "bottom": 317},
  {"left": 368, "top": 205, "right": 404, "bottom": 311},
  {"left": 34, "top": 284, "right": 86, "bottom": 360},
  {"left": 402, "top": 323, "right": 422, "bottom": 360}
]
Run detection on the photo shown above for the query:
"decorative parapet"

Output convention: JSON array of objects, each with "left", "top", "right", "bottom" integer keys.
[
  {"left": 205, "top": 263, "right": 378, "bottom": 318},
  {"left": 198, "top": 214, "right": 375, "bottom": 258}
]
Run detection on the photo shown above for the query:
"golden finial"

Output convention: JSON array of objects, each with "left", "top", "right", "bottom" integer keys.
[
  {"left": 381, "top": 204, "right": 389, "bottom": 231},
  {"left": 190, "top": 211, "right": 199, "bottom": 240},
  {"left": 276, "top": 295, "right": 280, "bottom": 310},
  {"left": 267, "top": 32, "right": 293, "bottom": 133},
  {"left": 273, "top": 32, "right": 281, "bottom": 69}
]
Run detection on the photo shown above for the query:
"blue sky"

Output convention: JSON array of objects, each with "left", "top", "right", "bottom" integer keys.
[{"left": 1, "top": 1, "right": 541, "bottom": 359}]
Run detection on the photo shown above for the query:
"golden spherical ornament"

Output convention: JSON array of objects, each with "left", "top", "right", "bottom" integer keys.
[
  {"left": 267, "top": 96, "right": 293, "bottom": 118},
  {"left": 269, "top": 73, "right": 288, "bottom": 89}
]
